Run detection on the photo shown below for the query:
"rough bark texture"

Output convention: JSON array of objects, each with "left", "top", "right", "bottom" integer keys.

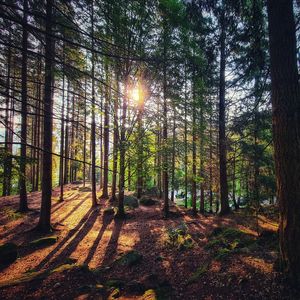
[
  {"left": 37, "top": 0, "right": 54, "bottom": 232},
  {"left": 218, "top": 9, "right": 230, "bottom": 215},
  {"left": 267, "top": 0, "right": 300, "bottom": 285},
  {"left": 19, "top": 0, "right": 28, "bottom": 212}
]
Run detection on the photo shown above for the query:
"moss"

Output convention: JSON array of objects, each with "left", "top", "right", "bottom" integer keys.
[
  {"left": 115, "top": 250, "right": 143, "bottom": 267},
  {"left": 29, "top": 236, "right": 58, "bottom": 248},
  {"left": 3, "top": 208, "right": 23, "bottom": 221},
  {"left": 123, "top": 195, "right": 139, "bottom": 208},
  {"left": 139, "top": 197, "right": 158, "bottom": 206},
  {"left": 187, "top": 264, "right": 208, "bottom": 284},
  {"left": 142, "top": 289, "right": 157, "bottom": 300},
  {"left": 214, "top": 248, "right": 232, "bottom": 261},
  {"left": 0, "top": 242, "right": 18, "bottom": 265}
]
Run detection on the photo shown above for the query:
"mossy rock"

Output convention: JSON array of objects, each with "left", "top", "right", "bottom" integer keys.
[
  {"left": 79, "top": 186, "right": 92, "bottom": 192},
  {"left": 140, "top": 197, "right": 158, "bottom": 206},
  {"left": 115, "top": 250, "right": 143, "bottom": 267},
  {"left": 103, "top": 207, "right": 115, "bottom": 215},
  {"left": 29, "top": 236, "right": 58, "bottom": 248},
  {"left": 0, "top": 242, "right": 18, "bottom": 265},
  {"left": 187, "top": 264, "right": 208, "bottom": 284},
  {"left": 123, "top": 195, "right": 139, "bottom": 208},
  {"left": 142, "top": 289, "right": 157, "bottom": 300},
  {"left": 214, "top": 248, "right": 232, "bottom": 260}
]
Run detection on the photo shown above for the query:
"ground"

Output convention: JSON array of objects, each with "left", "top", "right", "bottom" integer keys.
[{"left": 0, "top": 184, "right": 299, "bottom": 299}]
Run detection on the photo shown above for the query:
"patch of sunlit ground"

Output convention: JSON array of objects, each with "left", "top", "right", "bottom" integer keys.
[{"left": 241, "top": 256, "right": 273, "bottom": 273}]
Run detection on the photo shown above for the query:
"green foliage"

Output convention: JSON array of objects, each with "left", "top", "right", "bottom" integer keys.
[
  {"left": 166, "top": 222, "right": 194, "bottom": 250},
  {"left": 187, "top": 264, "right": 208, "bottom": 284},
  {"left": 206, "top": 227, "right": 255, "bottom": 261},
  {"left": 115, "top": 250, "right": 143, "bottom": 267}
]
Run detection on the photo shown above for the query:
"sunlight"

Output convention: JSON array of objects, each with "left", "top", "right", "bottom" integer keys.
[{"left": 130, "top": 84, "right": 144, "bottom": 107}]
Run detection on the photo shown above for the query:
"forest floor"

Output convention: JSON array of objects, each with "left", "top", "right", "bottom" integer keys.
[{"left": 0, "top": 184, "right": 299, "bottom": 300}]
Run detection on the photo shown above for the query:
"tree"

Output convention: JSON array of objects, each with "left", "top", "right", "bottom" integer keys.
[
  {"left": 267, "top": 0, "right": 300, "bottom": 285},
  {"left": 36, "top": 0, "right": 55, "bottom": 232},
  {"left": 19, "top": 0, "right": 29, "bottom": 212}
]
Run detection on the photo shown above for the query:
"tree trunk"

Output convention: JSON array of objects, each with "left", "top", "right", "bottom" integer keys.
[
  {"left": 19, "top": 0, "right": 29, "bottom": 212},
  {"left": 267, "top": 0, "right": 300, "bottom": 284},
  {"left": 37, "top": 0, "right": 55, "bottom": 232},
  {"left": 111, "top": 71, "right": 119, "bottom": 201},
  {"left": 219, "top": 9, "right": 230, "bottom": 215},
  {"left": 171, "top": 107, "right": 176, "bottom": 202},
  {"left": 90, "top": 0, "right": 98, "bottom": 207},
  {"left": 101, "top": 60, "right": 110, "bottom": 199},
  {"left": 3, "top": 42, "right": 11, "bottom": 197},
  {"left": 59, "top": 64, "right": 65, "bottom": 202}
]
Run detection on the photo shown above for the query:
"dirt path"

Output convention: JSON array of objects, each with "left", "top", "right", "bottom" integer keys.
[{"left": 0, "top": 185, "right": 298, "bottom": 299}]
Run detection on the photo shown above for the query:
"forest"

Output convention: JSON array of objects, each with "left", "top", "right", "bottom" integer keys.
[{"left": 0, "top": 0, "right": 299, "bottom": 299}]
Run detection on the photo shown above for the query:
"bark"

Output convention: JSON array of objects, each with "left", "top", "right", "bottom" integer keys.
[
  {"left": 90, "top": 0, "right": 97, "bottom": 207},
  {"left": 219, "top": 8, "right": 230, "bottom": 215},
  {"left": 267, "top": 0, "right": 300, "bottom": 284},
  {"left": 170, "top": 107, "right": 176, "bottom": 202},
  {"left": 19, "top": 0, "right": 29, "bottom": 212},
  {"left": 101, "top": 61, "right": 110, "bottom": 199},
  {"left": 111, "top": 71, "right": 119, "bottom": 201},
  {"left": 59, "top": 65, "right": 65, "bottom": 201},
  {"left": 117, "top": 76, "right": 128, "bottom": 218},
  {"left": 3, "top": 42, "right": 11, "bottom": 196},
  {"left": 37, "top": 0, "right": 55, "bottom": 232}
]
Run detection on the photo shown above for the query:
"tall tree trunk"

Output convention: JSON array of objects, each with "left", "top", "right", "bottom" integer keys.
[
  {"left": 101, "top": 60, "right": 110, "bottom": 199},
  {"left": 192, "top": 99, "right": 197, "bottom": 216},
  {"left": 117, "top": 75, "right": 128, "bottom": 218},
  {"left": 170, "top": 107, "right": 176, "bottom": 202},
  {"left": 37, "top": 0, "right": 54, "bottom": 232},
  {"left": 83, "top": 75, "right": 87, "bottom": 187},
  {"left": 136, "top": 82, "right": 143, "bottom": 199},
  {"left": 90, "top": 0, "right": 98, "bottom": 207},
  {"left": 199, "top": 107, "right": 205, "bottom": 214},
  {"left": 219, "top": 8, "right": 230, "bottom": 215},
  {"left": 59, "top": 64, "right": 65, "bottom": 202},
  {"left": 3, "top": 42, "right": 11, "bottom": 197},
  {"left": 64, "top": 81, "right": 69, "bottom": 184},
  {"left": 184, "top": 75, "right": 188, "bottom": 208},
  {"left": 267, "top": 0, "right": 300, "bottom": 284},
  {"left": 162, "top": 25, "right": 169, "bottom": 218},
  {"left": 19, "top": 0, "right": 29, "bottom": 212},
  {"left": 111, "top": 71, "right": 119, "bottom": 201}
]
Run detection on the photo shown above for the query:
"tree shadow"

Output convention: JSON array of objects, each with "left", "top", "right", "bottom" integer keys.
[
  {"left": 83, "top": 213, "right": 114, "bottom": 265},
  {"left": 101, "top": 217, "right": 125, "bottom": 266},
  {"left": 34, "top": 206, "right": 99, "bottom": 271}
]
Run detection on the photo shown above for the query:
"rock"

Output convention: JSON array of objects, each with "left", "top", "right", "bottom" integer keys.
[
  {"left": 29, "top": 236, "right": 58, "bottom": 248},
  {"left": 103, "top": 207, "right": 115, "bottom": 216},
  {"left": 0, "top": 242, "right": 18, "bottom": 265},
  {"left": 139, "top": 197, "right": 158, "bottom": 206},
  {"left": 123, "top": 195, "right": 139, "bottom": 208},
  {"left": 115, "top": 250, "right": 143, "bottom": 267}
]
